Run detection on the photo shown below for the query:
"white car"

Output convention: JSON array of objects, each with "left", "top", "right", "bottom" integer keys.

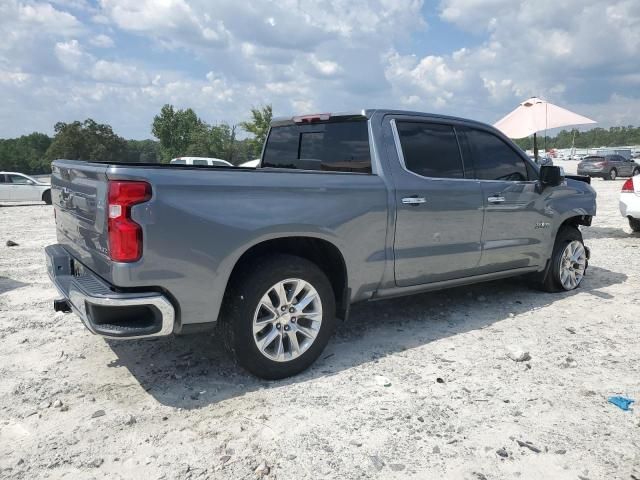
[
  {"left": 620, "top": 175, "right": 640, "bottom": 232},
  {"left": 0, "top": 172, "right": 52, "bottom": 204},
  {"left": 239, "top": 158, "right": 260, "bottom": 168},
  {"left": 170, "top": 157, "right": 233, "bottom": 167}
]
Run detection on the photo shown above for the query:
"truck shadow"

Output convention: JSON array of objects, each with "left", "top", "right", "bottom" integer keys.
[
  {"left": 583, "top": 226, "right": 639, "bottom": 240},
  {"left": 105, "top": 265, "right": 625, "bottom": 409},
  {"left": 0, "top": 276, "right": 29, "bottom": 295}
]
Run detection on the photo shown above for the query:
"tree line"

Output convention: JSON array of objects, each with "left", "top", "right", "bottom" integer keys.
[
  {"left": 513, "top": 125, "right": 640, "bottom": 151},
  {"left": 0, "top": 104, "right": 272, "bottom": 174},
  {"left": 2, "top": 109, "right": 640, "bottom": 174}
]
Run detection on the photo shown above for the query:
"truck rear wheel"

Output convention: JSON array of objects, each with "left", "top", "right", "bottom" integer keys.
[
  {"left": 537, "top": 226, "right": 588, "bottom": 292},
  {"left": 219, "top": 254, "right": 336, "bottom": 379}
]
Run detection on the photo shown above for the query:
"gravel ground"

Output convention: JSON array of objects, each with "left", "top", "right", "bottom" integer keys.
[{"left": 1, "top": 166, "right": 639, "bottom": 480}]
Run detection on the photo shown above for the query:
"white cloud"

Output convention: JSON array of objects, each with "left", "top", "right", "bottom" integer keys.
[
  {"left": 54, "top": 39, "right": 86, "bottom": 72},
  {"left": 0, "top": 0, "right": 639, "bottom": 138},
  {"left": 90, "top": 34, "right": 114, "bottom": 48},
  {"left": 309, "top": 55, "right": 342, "bottom": 77},
  {"left": 91, "top": 60, "right": 149, "bottom": 86}
]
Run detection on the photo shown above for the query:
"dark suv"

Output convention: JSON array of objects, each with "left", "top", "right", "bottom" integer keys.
[{"left": 577, "top": 154, "right": 640, "bottom": 180}]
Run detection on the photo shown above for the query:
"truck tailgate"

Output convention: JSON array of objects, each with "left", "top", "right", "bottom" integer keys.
[{"left": 51, "top": 161, "right": 112, "bottom": 280}]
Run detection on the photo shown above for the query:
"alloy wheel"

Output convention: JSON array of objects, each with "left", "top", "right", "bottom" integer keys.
[
  {"left": 252, "top": 278, "right": 323, "bottom": 362},
  {"left": 559, "top": 240, "right": 587, "bottom": 290}
]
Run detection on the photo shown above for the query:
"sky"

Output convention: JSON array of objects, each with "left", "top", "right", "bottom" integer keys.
[{"left": 1, "top": 0, "right": 639, "bottom": 139}]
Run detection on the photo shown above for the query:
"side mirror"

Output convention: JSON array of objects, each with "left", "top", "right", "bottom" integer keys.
[{"left": 539, "top": 165, "right": 564, "bottom": 188}]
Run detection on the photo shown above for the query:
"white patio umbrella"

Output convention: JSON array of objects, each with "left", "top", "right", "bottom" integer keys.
[{"left": 494, "top": 97, "right": 596, "bottom": 160}]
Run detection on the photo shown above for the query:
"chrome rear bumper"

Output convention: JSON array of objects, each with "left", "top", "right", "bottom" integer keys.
[{"left": 45, "top": 244, "right": 175, "bottom": 339}]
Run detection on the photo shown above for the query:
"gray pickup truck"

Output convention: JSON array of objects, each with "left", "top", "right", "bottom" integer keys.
[{"left": 45, "top": 109, "right": 596, "bottom": 379}]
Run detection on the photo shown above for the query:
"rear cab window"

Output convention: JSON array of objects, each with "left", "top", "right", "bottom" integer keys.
[{"left": 263, "top": 119, "right": 372, "bottom": 173}]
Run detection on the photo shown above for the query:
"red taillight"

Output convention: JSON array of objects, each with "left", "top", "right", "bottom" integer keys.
[
  {"left": 621, "top": 178, "right": 634, "bottom": 193},
  {"left": 108, "top": 181, "right": 151, "bottom": 262}
]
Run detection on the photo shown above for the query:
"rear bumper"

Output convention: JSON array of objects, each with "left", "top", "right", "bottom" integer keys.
[
  {"left": 577, "top": 169, "right": 605, "bottom": 177},
  {"left": 45, "top": 244, "right": 175, "bottom": 339},
  {"left": 620, "top": 195, "right": 640, "bottom": 218}
]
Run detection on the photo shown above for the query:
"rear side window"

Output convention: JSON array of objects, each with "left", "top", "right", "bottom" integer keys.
[
  {"left": 395, "top": 122, "right": 464, "bottom": 178},
  {"left": 263, "top": 120, "right": 371, "bottom": 173},
  {"left": 464, "top": 128, "right": 528, "bottom": 181},
  {"left": 192, "top": 159, "right": 208, "bottom": 166}
]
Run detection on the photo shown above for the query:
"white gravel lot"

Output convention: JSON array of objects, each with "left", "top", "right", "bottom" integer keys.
[{"left": 1, "top": 165, "right": 639, "bottom": 480}]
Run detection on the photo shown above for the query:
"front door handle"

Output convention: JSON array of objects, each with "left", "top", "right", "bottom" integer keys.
[
  {"left": 487, "top": 195, "right": 505, "bottom": 204},
  {"left": 402, "top": 196, "right": 427, "bottom": 205}
]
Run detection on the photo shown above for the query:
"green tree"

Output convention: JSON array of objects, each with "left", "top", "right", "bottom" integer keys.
[
  {"left": 0, "top": 132, "right": 52, "bottom": 173},
  {"left": 44, "top": 119, "right": 127, "bottom": 163},
  {"left": 239, "top": 104, "right": 272, "bottom": 157},
  {"left": 125, "top": 139, "right": 161, "bottom": 163},
  {"left": 151, "top": 104, "right": 206, "bottom": 162},
  {"left": 183, "top": 123, "right": 238, "bottom": 162}
]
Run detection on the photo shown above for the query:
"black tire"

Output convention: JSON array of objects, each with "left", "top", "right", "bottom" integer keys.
[
  {"left": 42, "top": 190, "right": 52, "bottom": 205},
  {"left": 537, "top": 226, "right": 587, "bottom": 292},
  {"left": 632, "top": 168, "right": 640, "bottom": 177},
  {"left": 219, "top": 254, "right": 336, "bottom": 380},
  {"left": 605, "top": 168, "right": 617, "bottom": 181},
  {"left": 629, "top": 217, "right": 640, "bottom": 233}
]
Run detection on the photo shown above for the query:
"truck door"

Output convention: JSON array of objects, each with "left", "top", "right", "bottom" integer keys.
[
  {"left": 458, "top": 126, "right": 548, "bottom": 271},
  {"left": 7, "top": 174, "right": 40, "bottom": 202},
  {"left": 388, "top": 118, "right": 484, "bottom": 286},
  {"left": 619, "top": 155, "right": 634, "bottom": 176}
]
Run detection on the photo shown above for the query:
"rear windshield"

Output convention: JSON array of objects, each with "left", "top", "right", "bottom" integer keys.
[
  {"left": 583, "top": 156, "right": 604, "bottom": 162},
  {"left": 262, "top": 120, "right": 371, "bottom": 173}
]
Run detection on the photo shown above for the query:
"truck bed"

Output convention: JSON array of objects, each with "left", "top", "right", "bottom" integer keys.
[{"left": 50, "top": 159, "right": 389, "bottom": 332}]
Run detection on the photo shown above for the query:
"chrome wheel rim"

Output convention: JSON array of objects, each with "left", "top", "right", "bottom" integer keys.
[
  {"left": 610, "top": 170, "right": 616, "bottom": 180},
  {"left": 252, "top": 278, "right": 322, "bottom": 362},
  {"left": 559, "top": 240, "right": 587, "bottom": 290}
]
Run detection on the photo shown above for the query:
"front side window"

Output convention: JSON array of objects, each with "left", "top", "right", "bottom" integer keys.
[
  {"left": 263, "top": 120, "right": 371, "bottom": 173},
  {"left": 395, "top": 122, "right": 464, "bottom": 178},
  {"left": 9, "top": 174, "right": 32, "bottom": 184},
  {"left": 464, "top": 128, "right": 528, "bottom": 181}
]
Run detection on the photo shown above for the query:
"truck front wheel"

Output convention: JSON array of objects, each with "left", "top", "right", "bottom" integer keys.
[
  {"left": 219, "top": 254, "right": 336, "bottom": 380},
  {"left": 538, "top": 226, "right": 588, "bottom": 292}
]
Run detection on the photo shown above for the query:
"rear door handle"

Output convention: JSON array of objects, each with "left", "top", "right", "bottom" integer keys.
[
  {"left": 402, "top": 196, "right": 427, "bottom": 205},
  {"left": 487, "top": 195, "right": 505, "bottom": 204}
]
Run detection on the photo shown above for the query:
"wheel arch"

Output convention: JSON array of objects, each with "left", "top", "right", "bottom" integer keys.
[
  {"left": 225, "top": 236, "right": 350, "bottom": 320},
  {"left": 41, "top": 188, "right": 51, "bottom": 202}
]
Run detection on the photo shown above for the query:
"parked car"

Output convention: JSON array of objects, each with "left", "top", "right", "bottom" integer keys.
[
  {"left": 45, "top": 109, "right": 596, "bottom": 379},
  {"left": 528, "top": 153, "right": 554, "bottom": 167},
  {"left": 577, "top": 155, "right": 640, "bottom": 180},
  {"left": 239, "top": 159, "right": 261, "bottom": 168},
  {"left": 170, "top": 157, "right": 233, "bottom": 167},
  {"left": 0, "top": 172, "right": 52, "bottom": 204},
  {"left": 620, "top": 175, "right": 640, "bottom": 232}
]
